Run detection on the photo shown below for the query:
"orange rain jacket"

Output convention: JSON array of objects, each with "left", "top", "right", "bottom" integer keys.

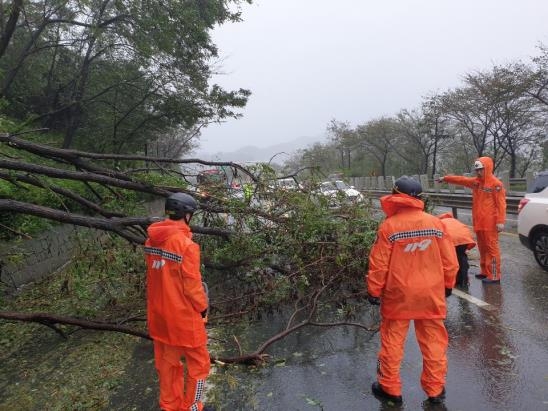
[
  {"left": 442, "top": 156, "right": 506, "bottom": 231},
  {"left": 367, "top": 194, "right": 459, "bottom": 320},
  {"left": 437, "top": 212, "right": 476, "bottom": 250},
  {"left": 145, "top": 219, "right": 208, "bottom": 347}
]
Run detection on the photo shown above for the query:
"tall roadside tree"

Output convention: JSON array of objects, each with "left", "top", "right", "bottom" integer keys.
[
  {"left": 355, "top": 117, "right": 398, "bottom": 177},
  {"left": 463, "top": 65, "right": 545, "bottom": 177},
  {"left": 0, "top": 0, "right": 251, "bottom": 151},
  {"left": 393, "top": 107, "right": 446, "bottom": 176},
  {"left": 0, "top": 0, "right": 23, "bottom": 59},
  {"left": 421, "top": 95, "right": 452, "bottom": 177},
  {"left": 526, "top": 44, "right": 548, "bottom": 108},
  {"left": 521, "top": 44, "right": 548, "bottom": 169},
  {"left": 327, "top": 119, "right": 355, "bottom": 171},
  {"left": 439, "top": 82, "right": 497, "bottom": 162}
]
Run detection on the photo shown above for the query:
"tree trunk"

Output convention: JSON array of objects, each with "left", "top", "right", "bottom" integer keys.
[{"left": 0, "top": 0, "right": 23, "bottom": 59}]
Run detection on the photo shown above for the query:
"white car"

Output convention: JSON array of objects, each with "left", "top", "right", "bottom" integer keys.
[
  {"left": 517, "top": 186, "right": 548, "bottom": 271},
  {"left": 277, "top": 178, "right": 301, "bottom": 191},
  {"left": 318, "top": 180, "right": 364, "bottom": 207}
]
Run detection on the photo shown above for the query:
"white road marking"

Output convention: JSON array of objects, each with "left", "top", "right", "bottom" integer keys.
[{"left": 452, "top": 288, "right": 495, "bottom": 311}]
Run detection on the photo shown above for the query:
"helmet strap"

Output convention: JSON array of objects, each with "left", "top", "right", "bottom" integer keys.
[{"left": 183, "top": 213, "right": 193, "bottom": 225}]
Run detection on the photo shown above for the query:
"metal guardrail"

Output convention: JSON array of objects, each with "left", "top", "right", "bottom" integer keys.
[
  {"left": 349, "top": 171, "right": 534, "bottom": 194},
  {"left": 363, "top": 189, "right": 522, "bottom": 216}
]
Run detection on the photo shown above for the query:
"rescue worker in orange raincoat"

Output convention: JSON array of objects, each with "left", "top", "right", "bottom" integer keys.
[
  {"left": 145, "top": 193, "right": 212, "bottom": 411},
  {"left": 438, "top": 156, "right": 506, "bottom": 284},
  {"left": 437, "top": 212, "right": 476, "bottom": 287},
  {"left": 367, "top": 176, "right": 459, "bottom": 405}
]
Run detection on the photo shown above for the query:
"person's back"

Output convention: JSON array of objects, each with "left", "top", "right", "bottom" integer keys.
[
  {"left": 367, "top": 176, "right": 458, "bottom": 406},
  {"left": 437, "top": 212, "right": 476, "bottom": 287},
  {"left": 370, "top": 199, "right": 456, "bottom": 320},
  {"left": 145, "top": 218, "right": 207, "bottom": 347},
  {"left": 145, "top": 192, "right": 212, "bottom": 411}
]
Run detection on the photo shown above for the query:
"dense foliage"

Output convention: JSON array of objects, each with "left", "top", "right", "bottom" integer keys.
[{"left": 0, "top": 0, "right": 251, "bottom": 151}]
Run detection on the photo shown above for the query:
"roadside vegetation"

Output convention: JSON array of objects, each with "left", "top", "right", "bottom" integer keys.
[
  {"left": 1, "top": 1, "right": 548, "bottom": 408},
  {"left": 0, "top": 158, "right": 379, "bottom": 407}
]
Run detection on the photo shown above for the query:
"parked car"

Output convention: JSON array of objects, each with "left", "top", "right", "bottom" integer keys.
[
  {"left": 317, "top": 180, "right": 364, "bottom": 207},
  {"left": 528, "top": 170, "right": 548, "bottom": 193},
  {"left": 517, "top": 186, "right": 548, "bottom": 271}
]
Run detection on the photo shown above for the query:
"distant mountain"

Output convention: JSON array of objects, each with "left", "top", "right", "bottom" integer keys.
[{"left": 195, "top": 134, "right": 326, "bottom": 163}]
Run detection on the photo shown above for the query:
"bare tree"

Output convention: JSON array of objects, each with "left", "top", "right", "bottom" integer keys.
[{"left": 355, "top": 117, "right": 398, "bottom": 176}]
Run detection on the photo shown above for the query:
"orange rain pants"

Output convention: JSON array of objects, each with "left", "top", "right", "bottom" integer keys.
[
  {"left": 476, "top": 230, "right": 501, "bottom": 281},
  {"left": 153, "top": 340, "right": 211, "bottom": 411},
  {"left": 377, "top": 318, "right": 448, "bottom": 398}
]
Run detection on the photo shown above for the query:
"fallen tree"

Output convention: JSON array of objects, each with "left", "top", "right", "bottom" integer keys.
[{"left": 0, "top": 132, "right": 378, "bottom": 365}]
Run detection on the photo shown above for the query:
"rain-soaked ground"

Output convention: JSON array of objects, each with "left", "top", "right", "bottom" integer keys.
[{"left": 109, "top": 230, "right": 548, "bottom": 411}]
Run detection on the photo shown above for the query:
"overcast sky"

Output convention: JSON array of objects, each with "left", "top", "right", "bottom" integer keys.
[{"left": 197, "top": 0, "right": 548, "bottom": 154}]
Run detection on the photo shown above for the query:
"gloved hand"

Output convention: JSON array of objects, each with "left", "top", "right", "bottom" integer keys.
[
  {"left": 367, "top": 295, "right": 381, "bottom": 305},
  {"left": 201, "top": 308, "right": 208, "bottom": 318},
  {"left": 445, "top": 288, "right": 452, "bottom": 297},
  {"left": 435, "top": 177, "right": 445, "bottom": 183},
  {"left": 496, "top": 223, "right": 504, "bottom": 232}
]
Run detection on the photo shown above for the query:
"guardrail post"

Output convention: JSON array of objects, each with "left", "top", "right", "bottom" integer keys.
[
  {"left": 526, "top": 171, "right": 534, "bottom": 192},
  {"left": 385, "top": 176, "right": 395, "bottom": 190},
  {"left": 377, "top": 176, "right": 385, "bottom": 190},
  {"left": 349, "top": 177, "right": 357, "bottom": 188},
  {"left": 463, "top": 173, "right": 472, "bottom": 194},
  {"left": 419, "top": 174, "right": 429, "bottom": 191},
  {"left": 499, "top": 170, "right": 510, "bottom": 191},
  {"left": 433, "top": 174, "right": 441, "bottom": 192}
]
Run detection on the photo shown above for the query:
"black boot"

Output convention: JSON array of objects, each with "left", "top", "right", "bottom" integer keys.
[
  {"left": 372, "top": 381, "right": 403, "bottom": 404},
  {"left": 427, "top": 387, "right": 446, "bottom": 404}
]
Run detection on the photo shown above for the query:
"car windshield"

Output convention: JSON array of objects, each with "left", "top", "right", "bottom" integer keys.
[
  {"left": 530, "top": 172, "right": 548, "bottom": 193},
  {"left": 334, "top": 181, "right": 349, "bottom": 190},
  {"left": 320, "top": 182, "right": 336, "bottom": 192}
]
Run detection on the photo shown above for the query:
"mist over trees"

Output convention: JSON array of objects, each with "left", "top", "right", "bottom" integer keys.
[{"left": 284, "top": 45, "right": 548, "bottom": 180}]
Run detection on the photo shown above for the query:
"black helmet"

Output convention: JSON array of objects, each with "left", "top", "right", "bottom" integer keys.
[
  {"left": 392, "top": 176, "right": 423, "bottom": 198},
  {"left": 165, "top": 193, "right": 198, "bottom": 220}
]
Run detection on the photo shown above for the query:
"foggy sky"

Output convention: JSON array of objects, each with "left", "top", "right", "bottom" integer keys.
[{"left": 198, "top": 0, "right": 548, "bottom": 154}]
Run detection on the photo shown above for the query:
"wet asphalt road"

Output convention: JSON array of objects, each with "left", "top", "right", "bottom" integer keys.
[
  {"left": 208, "top": 229, "right": 548, "bottom": 411},
  {"left": 109, "top": 216, "right": 548, "bottom": 411}
]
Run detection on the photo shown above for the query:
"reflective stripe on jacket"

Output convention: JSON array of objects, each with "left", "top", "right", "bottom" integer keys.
[
  {"left": 367, "top": 194, "right": 459, "bottom": 320},
  {"left": 145, "top": 219, "right": 208, "bottom": 347},
  {"left": 442, "top": 156, "right": 506, "bottom": 231}
]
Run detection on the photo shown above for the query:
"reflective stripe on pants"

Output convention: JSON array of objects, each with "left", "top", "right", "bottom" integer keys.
[
  {"left": 476, "top": 230, "right": 501, "bottom": 280},
  {"left": 153, "top": 340, "right": 210, "bottom": 411}
]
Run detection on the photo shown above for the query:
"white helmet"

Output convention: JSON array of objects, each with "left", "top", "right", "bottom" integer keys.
[{"left": 473, "top": 160, "right": 484, "bottom": 170}]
